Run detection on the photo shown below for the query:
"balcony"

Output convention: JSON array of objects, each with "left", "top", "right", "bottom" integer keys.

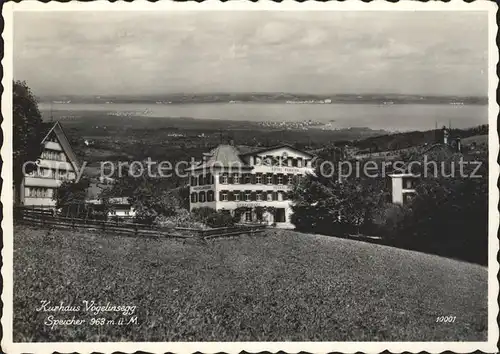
[
  {"left": 44, "top": 141, "right": 62, "bottom": 151},
  {"left": 36, "top": 159, "right": 74, "bottom": 171},
  {"left": 24, "top": 177, "right": 62, "bottom": 188}
]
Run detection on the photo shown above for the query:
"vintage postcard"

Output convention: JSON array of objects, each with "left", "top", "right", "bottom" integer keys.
[{"left": 1, "top": 1, "right": 499, "bottom": 353}]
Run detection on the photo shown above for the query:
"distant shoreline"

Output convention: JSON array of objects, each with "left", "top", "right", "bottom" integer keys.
[{"left": 38, "top": 93, "right": 488, "bottom": 106}]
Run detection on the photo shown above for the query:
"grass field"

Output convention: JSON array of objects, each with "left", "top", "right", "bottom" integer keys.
[{"left": 13, "top": 225, "right": 487, "bottom": 342}]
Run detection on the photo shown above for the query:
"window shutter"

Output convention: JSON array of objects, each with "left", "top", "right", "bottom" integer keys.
[
  {"left": 251, "top": 192, "right": 257, "bottom": 201},
  {"left": 219, "top": 191, "right": 223, "bottom": 201},
  {"left": 273, "top": 192, "right": 278, "bottom": 201},
  {"left": 251, "top": 174, "right": 256, "bottom": 184},
  {"left": 273, "top": 175, "right": 278, "bottom": 185}
]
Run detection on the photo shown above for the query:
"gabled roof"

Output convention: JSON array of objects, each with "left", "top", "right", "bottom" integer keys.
[
  {"left": 192, "top": 144, "right": 251, "bottom": 171},
  {"left": 238, "top": 143, "right": 315, "bottom": 158},
  {"left": 389, "top": 142, "right": 463, "bottom": 176},
  {"left": 192, "top": 143, "right": 315, "bottom": 172},
  {"left": 41, "top": 121, "right": 80, "bottom": 170}
]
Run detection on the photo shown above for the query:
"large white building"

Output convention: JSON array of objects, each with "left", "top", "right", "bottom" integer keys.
[
  {"left": 20, "top": 121, "right": 80, "bottom": 209},
  {"left": 189, "top": 144, "right": 315, "bottom": 228}
]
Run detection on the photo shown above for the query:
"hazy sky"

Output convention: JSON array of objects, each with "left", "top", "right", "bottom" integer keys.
[{"left": 14, "top": 11, "right": 488, "bottom": 96}]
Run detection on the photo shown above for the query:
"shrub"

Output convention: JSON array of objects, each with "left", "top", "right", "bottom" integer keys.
[
  {"left": 192, "top": 207, "right": 216, "bottom": 223},
  {"left": 206, "top": 212, "right": 234, "bottom": 228}
]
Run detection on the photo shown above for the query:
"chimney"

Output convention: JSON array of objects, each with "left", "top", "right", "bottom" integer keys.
[
  {"left": 442, "top": 126, "right": 449, "bottom": 145},
  {"left": 456, "top": 137, "right": 461, "bottom": 152}
]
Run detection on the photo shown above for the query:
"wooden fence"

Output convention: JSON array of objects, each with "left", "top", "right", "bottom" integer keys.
[{"left": 15, "top": 207, "right": 267, "bottom": 240}]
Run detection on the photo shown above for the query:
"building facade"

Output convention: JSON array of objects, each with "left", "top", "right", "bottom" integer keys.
[
  {"left": 86, "top": 197, "right": 137, "bottom": 220},
  {"left": 189, "top": 144, "right": 315, "bottom": 228},
  {"left": 389, "top": 173, "right": 418, "bottom": 205},
  {"left": 20, "top": 121, "right": 80, "bottom": 209}
]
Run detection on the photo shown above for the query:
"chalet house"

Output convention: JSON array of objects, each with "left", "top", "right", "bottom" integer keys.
[
  {"left": 188, "top": 143, "right": 315, "bottom": 228},
  {"left": 20, "top": 121, "right": 79, "bottom": 209}
]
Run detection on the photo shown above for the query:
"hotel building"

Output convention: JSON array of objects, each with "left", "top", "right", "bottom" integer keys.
[
  {"left": 189, "top": 144, "right": 315, "bottom": 228},
  {"left": 20, "top": 121, "right": 80, "bottom": 209}
]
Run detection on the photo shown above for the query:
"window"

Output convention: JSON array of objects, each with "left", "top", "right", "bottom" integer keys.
[
  {"left": 207, "top": 191, "right": 214, "bottom": 202},
  {"left": 198, "top": 175, "right": 204, "bottom": 186},
  {"left": 286, "top": 175, "right": 293, "bottom": 185},
  {"left": 245, "top": 210, "right": 252, "bottom": 222},
  {"left": 277, "top": 175, "right": 283, "bottom": 185},
  {"left": 27, "top": 187, "right": 51, "bottom": 198},
  {"left": 297, "top": 158, "right": 302, "bottom": 168},
  {"left": 245, "top": 175, "right": 251, "bottom": 184},
  {"left": 403, "top": 193, "right": 414, "bottom": 204},
  {"left": 221, "top": 175, "right": 228, "bottom": 184},
  {"left": 256, "top": 192, "right": 263, "bottom": 201},
  {"left": 193, "top": 193, "right": 198, "bottom": 203},
  {"left": 267, "top": 174, "right": 273, "bottom": 185},
  {"left": 233, "top": 174, "right": 240, "bottom": 184},
  {"left": 288, "top": 158, "right": 293, "bottom": 167},
  {"left": 245, "top": 191, "right": 251, "bottom": 201},
  {"left": 277, "top": 192, "right": 283, "bottom": 201},
  {"left": 267, "top": 192, "right": 273, "bottom": 201},
  {"left": 125, "top": 210, "right": 130, "bottom": 216},
  {"left": 234, "top": 192, "right": 240, "bottom": 201},
  {"left": 256, "top": 174, "right": 262, "bottom": 184},
  {"left": 404, "top": 178, "right": 413, "bottom": 189},
  {"left": 221, "top": 192, "right": 228, "bottom": 201},
  {"left": 191, "top": 176, "right": 198, "bottom": 186},
  {"left": 199, "top": 191, "right": 206, "bottom": 202}
]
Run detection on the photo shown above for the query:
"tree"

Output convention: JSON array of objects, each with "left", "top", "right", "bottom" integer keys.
[
  {"left": 102, "top": 165, "right": 188, "bottom": 225},
  {"left": 53, "top": 178, "right": 91, "bottom": 217},
  {"left": 13, "top": 80, "right": 44, "bottom": 204},
  {"left": 289, "top": 163, "right": 387, "bottom": 236}
]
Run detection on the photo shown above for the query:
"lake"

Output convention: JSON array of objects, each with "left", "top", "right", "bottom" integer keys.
[{"left": 39, "top": 102, "right": 488, "bottom": 132}]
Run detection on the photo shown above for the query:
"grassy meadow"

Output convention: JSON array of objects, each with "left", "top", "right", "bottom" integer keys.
[{"left": 13, "top": 225, "right": 487, "bottom": 342}]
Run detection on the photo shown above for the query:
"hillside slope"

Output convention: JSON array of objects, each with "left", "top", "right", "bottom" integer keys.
[{"left": 13, "top": 226, "right": 487, "bottom": 341}]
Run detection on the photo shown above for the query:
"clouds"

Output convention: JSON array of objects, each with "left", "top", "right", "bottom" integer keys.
[{"left": 13, "top": 11, "right": 488, "bottom": 96}]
